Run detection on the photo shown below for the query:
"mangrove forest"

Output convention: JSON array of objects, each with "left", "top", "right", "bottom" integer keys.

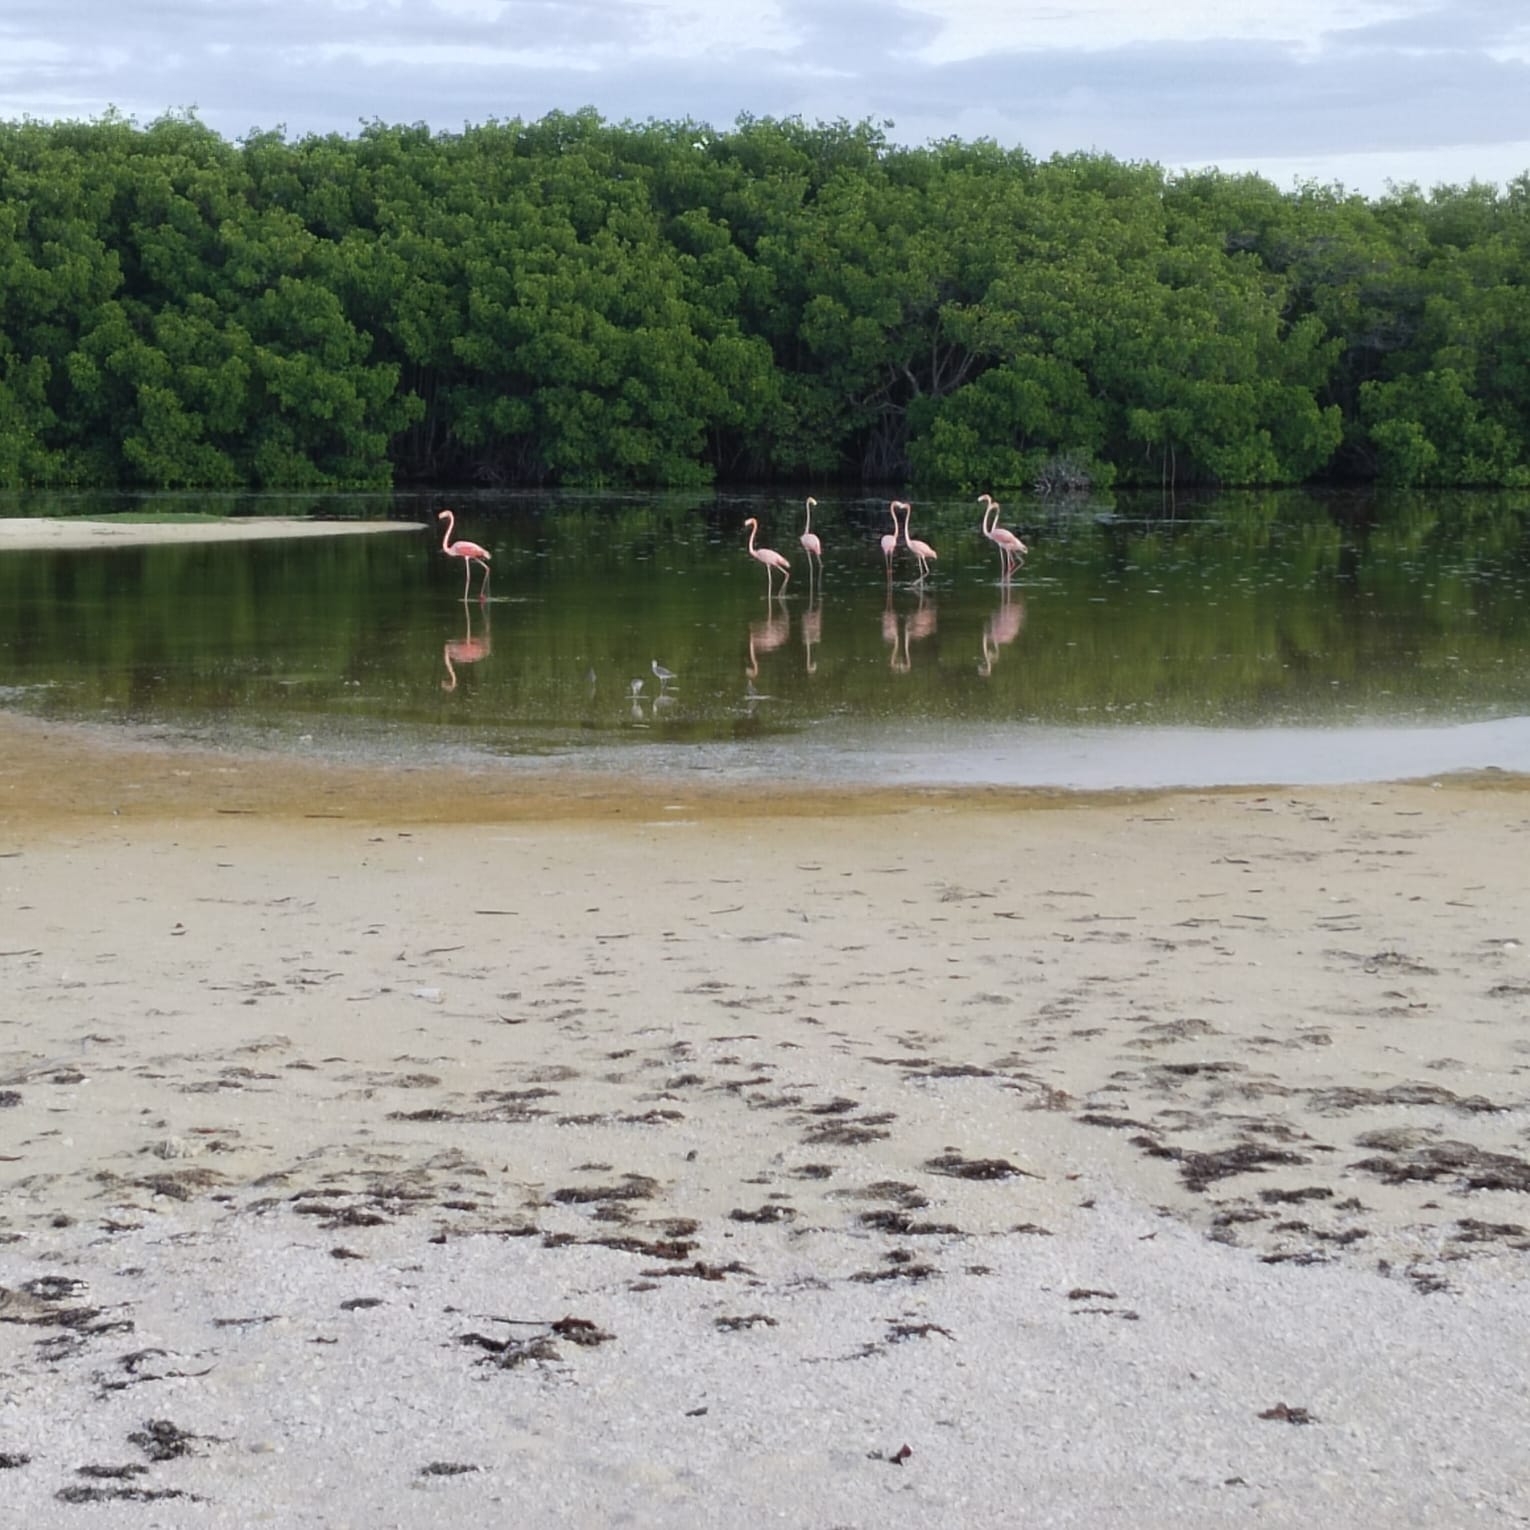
[{"left": 2, "top": 109, "right": 1529, "bottom": 493}]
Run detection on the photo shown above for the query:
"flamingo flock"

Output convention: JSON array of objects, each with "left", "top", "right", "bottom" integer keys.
[
  {"left": 733, "top": 491, "right": 1028, "bottom": 591},
  {"left": 434, "top": 492, "right": 1031, "bottom": 604},
  {"left": 430, "top": 493, "right": 1033, "bottom": 696}
]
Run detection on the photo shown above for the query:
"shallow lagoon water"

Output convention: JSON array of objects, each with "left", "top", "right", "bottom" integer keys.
[{"left": 3, "top": 486, "right": 1530, "bottom": 789}]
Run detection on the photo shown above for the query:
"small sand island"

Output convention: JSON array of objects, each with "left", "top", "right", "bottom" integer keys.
[
  {"left": 0, "top": 517, "right": 421, "bottom": 553},
  {"left": 2, "top": 706, "right": 1530, "bottom": 1524}
]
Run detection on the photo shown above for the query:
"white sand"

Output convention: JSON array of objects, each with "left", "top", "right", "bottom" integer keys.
[
  {"left": 0, "top": 518, "right": 420, "bottom": 552},
  {"left": 2, "top": 716, "right": 1529, "bottom": 1524}
]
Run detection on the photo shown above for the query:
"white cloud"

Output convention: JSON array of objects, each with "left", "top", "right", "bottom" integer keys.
[
  {"left": 309, "top": 40, "right": 602, "bottom": 69},
  {"left": 0, "top": 0, "right": 1526, "bottom": 197},
  {"left": 1203, "top": 138, "right": 1530, "bottom": 194},
  {"left": 429, "top": 0, "right": 510, "bottom": 19},
  {"left": 906, "top": 0, "right": 1430, "bottom": 63},
  {"left": 628, "top": 1, "right": 798, "bottom": 60},
  {"left": 0, "top": 38, "right": 71, "bottom": 65},
  {"left": 1487, "top": 22, "right": 1530, "bottom": 64}
]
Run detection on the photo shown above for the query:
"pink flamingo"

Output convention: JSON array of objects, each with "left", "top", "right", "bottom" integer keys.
[
  {"left": 436, "top": 508, "right": 492, "bottom": 601},
  {"left": 800, "top": 496, "right": 822, "bottom": 578},
  {"left": 441, "top": 600, "right": 491, "bottom": 691},
  {"left": 979, "top": 494, "right": 1028, "bottom": 580},
  {"left": 900, "top": 501, "right": 938, "bottom": 582},
  {"left": 880, "top": 501, "right": 902, "bottom": 578},
  {"left": 743, "top": 516, "right": 791, "bottom": 596}
]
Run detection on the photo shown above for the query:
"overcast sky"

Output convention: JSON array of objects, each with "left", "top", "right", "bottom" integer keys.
[{"left": 3, "top": 0, "right": 1528, "bottom": 196}]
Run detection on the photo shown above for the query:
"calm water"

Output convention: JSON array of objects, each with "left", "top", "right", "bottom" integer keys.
[{"left": 4, "top": 486, "right": 1530, "bottom": 789}]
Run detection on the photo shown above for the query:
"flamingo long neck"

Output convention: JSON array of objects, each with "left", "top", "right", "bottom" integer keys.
[
  {"left": 804, "top": 500, "right": 814, "bottom": 535},
  {"left": 901, "top": 504, "right": 913, "bottom": 545},
  {"left": 981, "top": 502, "right": 995, "bottom": 537},
  {"left": 440, "top": 511, "right": 456, "bottom": 550},
  {"left": 747, "top": 521, "right": 760, "bottom": 556}
]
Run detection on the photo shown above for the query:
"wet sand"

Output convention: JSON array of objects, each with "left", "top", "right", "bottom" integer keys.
[{"left": 3, "top": 712, "right": 1530, "bottom": 1525}]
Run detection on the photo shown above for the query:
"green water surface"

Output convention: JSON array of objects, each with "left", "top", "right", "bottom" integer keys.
[{"left": 3, "top": 487, "right": 1530, "bottom": 788}]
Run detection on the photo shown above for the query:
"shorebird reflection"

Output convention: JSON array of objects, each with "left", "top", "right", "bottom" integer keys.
[
  {"left": 802, "top": 595, "right": 822, "bottom": 674},
  {"left": 882, "top": 587, "right": 903, "bottom": 671},
  {"left": 884, "top": 587, "right": 936, "bottom": 673},
  {"left": 746, "top": 601, "right": 790, "bottom": 679},
  {"left": 978, "top": 589, "right": 1026, "bottom": 677},
  {"left": 441, "top": 599, "right": 491, "bottom": 691}
]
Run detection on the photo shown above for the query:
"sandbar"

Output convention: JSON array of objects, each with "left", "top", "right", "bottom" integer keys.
[{"left": 0, "top": 517, "right": 420, "bottom": 552}]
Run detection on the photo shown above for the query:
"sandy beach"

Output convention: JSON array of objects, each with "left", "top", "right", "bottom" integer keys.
[
  {"left": 0, "top": 517, "right": 421, "bottom": 553},
  {"left": 2, "top": 700, "right": 1530, "bottom": 1526}
]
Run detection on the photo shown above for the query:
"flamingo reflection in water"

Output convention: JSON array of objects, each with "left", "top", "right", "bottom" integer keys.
[
  {"left": 801, "top": 593, "right": 822, "bottom": 674},
  {"left": 884, "top": 587, "right": 937, "bottom": 673},
  {"left": 441, "top": 600, "right": 491, "bottom": 691},
  {"left": 906, "top": 589, "right": 937, "bottom": 649},
  {"left": 746, "top": 603, "right": 791, "bottom": 679},
  {"left": 978, "top": 588, "right": 1026, "bottom": 677},
  {"left": 882, "top": 587, "right": 905, "bottom": 671}
]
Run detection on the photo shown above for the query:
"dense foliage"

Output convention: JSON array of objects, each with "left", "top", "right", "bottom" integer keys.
[{"left": 3, "top": 110, "right": 1529, "bottom": 491}]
